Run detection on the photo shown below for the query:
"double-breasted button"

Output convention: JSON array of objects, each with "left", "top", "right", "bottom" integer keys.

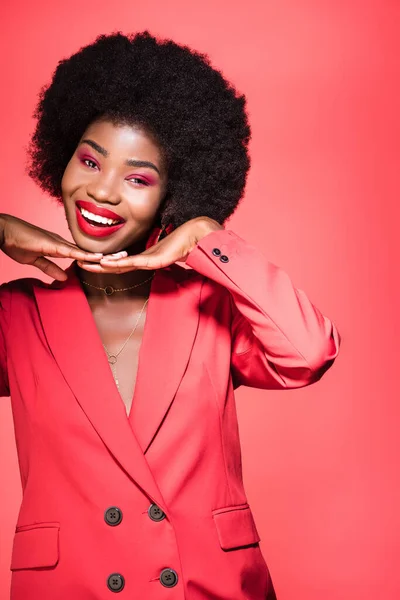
[
  {"left": 148, "top": 503, "right": 166, "bottom": 521},
  {"left": 220, "top": 255, "right": 229, "bottom": 263},
  {"left": 107, "top": 573, "right": 125, "bottom": 592},
  {"left": 160, "top": 568, "right": 178, "bottom": 587},
  {"left": 104, "top": 506, "right": 123, "bottom": 526},
  {"left": 212, "top": 248, "right": 221, "bottom": 256}
]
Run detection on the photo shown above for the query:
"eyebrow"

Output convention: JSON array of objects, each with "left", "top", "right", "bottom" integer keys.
[{"left": 80, "top": 138, "right": 161, "bottom": 175}]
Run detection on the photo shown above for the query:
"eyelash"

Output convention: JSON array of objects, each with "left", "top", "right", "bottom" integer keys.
[{"left": 81, "top": 158, "right": 149, "bottom": 186}]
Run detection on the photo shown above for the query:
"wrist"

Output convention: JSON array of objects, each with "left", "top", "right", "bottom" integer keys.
[{"left": 193, "top": 217, "right": 224, "bottom": 242}]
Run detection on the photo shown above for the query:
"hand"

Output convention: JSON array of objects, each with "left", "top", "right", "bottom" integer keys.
[
  {"left": 77, "top": 217, "right": 224, "bottom": 274},
  {"left": 0, "top": 214, "right": 103, "bottom": 281}
]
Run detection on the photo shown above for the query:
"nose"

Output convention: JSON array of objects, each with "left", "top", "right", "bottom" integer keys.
[{"left": 86, "top": 171, "right": 120, "bottom": 205}]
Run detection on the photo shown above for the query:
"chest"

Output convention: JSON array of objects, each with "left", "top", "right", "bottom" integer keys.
[{"left": 90, "top": 300, "right": 148, "bottom": 417}]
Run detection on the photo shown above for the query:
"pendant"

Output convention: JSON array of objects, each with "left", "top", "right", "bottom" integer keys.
[
  {"left": 104, "top": 286, "right": 115, "bottom": 295},
  {"left": 110, "top": 360, "right": 119, "bottom": 389},
  {"left": 108, "top": 355, "right": 117, "bottom": 365}
]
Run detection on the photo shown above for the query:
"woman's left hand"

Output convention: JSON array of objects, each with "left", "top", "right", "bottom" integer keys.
[{"left": 77, "top": 217, "right": 224, "bottom": 273}]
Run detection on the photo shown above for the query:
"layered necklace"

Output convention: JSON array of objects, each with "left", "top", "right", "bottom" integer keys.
[
  {"left": 77, "top": 224, "right": 167, "bottom": 389},
  {"left": 80, "top": 271, "right": 155, "bottom": 390}
]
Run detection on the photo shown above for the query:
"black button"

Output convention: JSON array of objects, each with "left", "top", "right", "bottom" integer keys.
[
  {"left": 212, "top": 248, "right": 221, "bottom": 256},
  {"left": 220, "top": 255, "right": 229, "bottom": 263},
  {"left": 104, "top": 506, "right": 123, "bottom": 526},
  {"left": 107, "top": 573, "right": 125, "bottom": 592},
  {"left": 160, "top": 568, "right": 178, "bottom": 587},
  {"left": 148, "top": 503, "right": 166, "bottom": 522}
]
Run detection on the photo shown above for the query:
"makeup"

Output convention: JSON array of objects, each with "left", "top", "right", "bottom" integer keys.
[
  {"left": 77, "top": 152, "right": 158, "bottom": 187},
  {"left": 75, "top": 204, "right": 126, "bottom": 238}
]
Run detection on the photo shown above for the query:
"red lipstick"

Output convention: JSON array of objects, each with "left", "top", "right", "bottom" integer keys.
[
  {"left": 75, "top": 201, "right": 126, "bottom": 238},
  {"left": 76, "top": 200, "right": 125, "bottom": 222}
]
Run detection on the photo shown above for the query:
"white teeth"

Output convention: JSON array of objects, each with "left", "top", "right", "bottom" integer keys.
[{"left": 79, "top": 207, "right": 120, "bottom": 226}]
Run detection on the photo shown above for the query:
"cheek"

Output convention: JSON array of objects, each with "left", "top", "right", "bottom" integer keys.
[
  {"left": 61, "top": 162, "right": 74, "bottom": 195},
  {"left": 61, "top": 159, "right": 86, "bottom": 195},
  {"left": 126, "top": 188, "right": 164, "bottom": 220}
]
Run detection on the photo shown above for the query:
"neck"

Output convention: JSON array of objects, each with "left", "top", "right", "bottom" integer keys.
[
  {"left": 74, "top": 227, "right": 161, "bottom": 302},
  {"left": 75, "top": 262, "right": 155, "bottom": 301}
]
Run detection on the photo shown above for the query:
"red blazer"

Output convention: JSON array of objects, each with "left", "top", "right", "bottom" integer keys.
[{"left": 0, "top": 227, "right": 340, "bottom": 600}]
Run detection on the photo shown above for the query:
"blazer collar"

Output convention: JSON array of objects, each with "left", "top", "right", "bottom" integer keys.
[{"left": 33, "top": 232, "right": 202, "bottom": 512}]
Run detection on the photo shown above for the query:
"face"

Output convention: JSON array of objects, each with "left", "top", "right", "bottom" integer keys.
[{"left": 61, "top": 118, "right": 167, "bottom": 255}]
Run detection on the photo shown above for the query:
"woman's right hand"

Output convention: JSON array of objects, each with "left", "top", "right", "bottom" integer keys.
[{"left": 0, "top": 214, "right": 103, "bottom": 281}]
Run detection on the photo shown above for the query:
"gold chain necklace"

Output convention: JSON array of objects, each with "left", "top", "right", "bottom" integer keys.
[
  {"left": 78, "top": 223, "right": 166, "bottom": 296},
  {"left": 78, "top": 225, "right": 165, "bottom": 387},
  {"left": 79, "top": 272, "right": 155, "bottom": 389},
  {"left": 102, "top": 295, "right": 150, "bottom": 390},
  {"left": 80, "top": 272, "right": 155, "bottom": 296}
]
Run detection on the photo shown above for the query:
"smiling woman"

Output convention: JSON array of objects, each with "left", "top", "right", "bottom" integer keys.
[
  {"left": 26, "top": 31, "right": 250, "bottom": 235},
  {"left": 0, "top": 30, "right": 340, "bottom": 600},
  {"left": 61, "top": 120, "right": 167, "bottom": 249}
]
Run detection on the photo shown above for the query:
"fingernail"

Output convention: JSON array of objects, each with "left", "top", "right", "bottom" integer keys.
[
  {"left": 93, "top": 253, "right": 103, "bottom": 256},
  {"left": 103, "top": 252, "right": 127, "bottom": 259}
]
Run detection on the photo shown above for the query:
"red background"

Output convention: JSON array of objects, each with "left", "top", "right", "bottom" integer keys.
[{"left": 0, "top": 1, "right": 398, "bottom": 599}]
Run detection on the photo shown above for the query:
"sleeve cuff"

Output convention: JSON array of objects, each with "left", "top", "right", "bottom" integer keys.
[{"left": 185, "top": 228, "right": 247, "bottom": 275}]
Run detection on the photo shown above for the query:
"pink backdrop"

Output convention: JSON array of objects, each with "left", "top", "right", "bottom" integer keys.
[{"left": 0, "top": 1, "right": 398, "bottom": 599}]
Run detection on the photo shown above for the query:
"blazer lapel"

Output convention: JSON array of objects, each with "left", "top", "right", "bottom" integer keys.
[
  {"left": 33, "top": 254, "right": 203, "bottom": 511},
  {"left": 128, "top": 265, "right": 203, "bottom": 454},
  {"left": 34, "top": 261, "right": 170, "bottom": 511}
]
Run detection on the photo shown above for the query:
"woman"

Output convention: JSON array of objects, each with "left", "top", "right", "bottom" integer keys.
[{"left": 0, "top": 31, "right": 341, "bottom": 600}]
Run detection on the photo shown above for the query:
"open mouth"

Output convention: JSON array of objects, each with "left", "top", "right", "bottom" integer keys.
[
  {"left": 78, "top": 205, "right": 124, "bottom": 227},
  {"left": 75, "top": 205, "right": 126, "bottom": 238}
]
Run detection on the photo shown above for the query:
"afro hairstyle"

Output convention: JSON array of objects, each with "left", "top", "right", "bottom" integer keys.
[{"left": 26, "top": 31, "right": 251, "bottom": 230}]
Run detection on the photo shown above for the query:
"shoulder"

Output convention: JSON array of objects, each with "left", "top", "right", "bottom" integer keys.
[
  {"left": 1, "top": 274, "right": 50, "bottom": 295},
  {"left": 0, "top": 275, "right": 51, "bottom": 313}
]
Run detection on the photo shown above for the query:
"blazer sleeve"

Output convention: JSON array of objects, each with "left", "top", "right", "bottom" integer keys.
[
  {"left": 0, "top": 282, "right": 11, "bottom": 397},
  {"left": 185, "top": 228, "right": 341, "bottom": 390}
]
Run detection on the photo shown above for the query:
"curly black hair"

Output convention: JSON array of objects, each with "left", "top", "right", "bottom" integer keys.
[{"left": 26, "top": 31, "right": 251, "bottom": 230}]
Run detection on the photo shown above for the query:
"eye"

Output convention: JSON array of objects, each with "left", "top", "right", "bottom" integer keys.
[
  {"left": 82, "top": 158, "right": 98, "bottom": 169},
  {"left": 127, "top": 177, "right": 149, "bottom": 186}
]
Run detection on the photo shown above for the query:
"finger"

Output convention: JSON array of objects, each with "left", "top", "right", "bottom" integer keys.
[
  {"left": 100, "top": 251, "right": 128, "bottom": 260},
  {"left": 76, "top": 261, "right": 137, "bottom": 274},
  {"left": 47, "top": 233, "right": 104, "bottom": 256},
  {"left": 100, "top": 252, "right": 167, "bottom": 270},
  {"left": 45, "top": 244, "right": 104, "bottom": 261},
  {"left": 33, "top": 256, "right": 68, "bottom": 281}
]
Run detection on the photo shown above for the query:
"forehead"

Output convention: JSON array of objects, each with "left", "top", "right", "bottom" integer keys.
[{"left": 79, "top": 119, "right": 164, "bottom": 167}]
